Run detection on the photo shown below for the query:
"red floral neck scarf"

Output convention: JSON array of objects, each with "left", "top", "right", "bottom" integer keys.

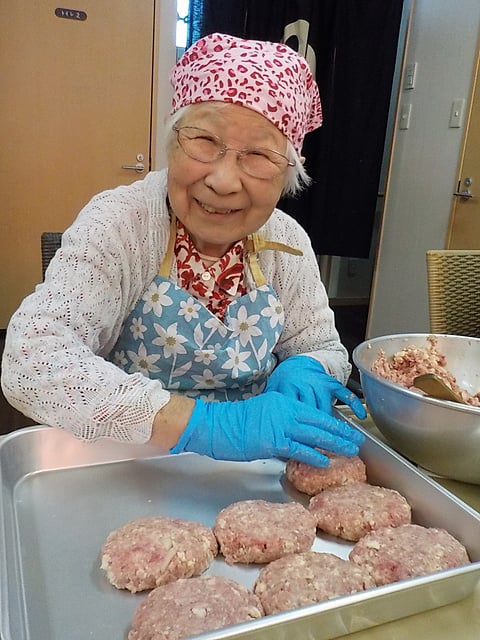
[{"left": 174, "top": 220, "right": 247, "bottom": 320}]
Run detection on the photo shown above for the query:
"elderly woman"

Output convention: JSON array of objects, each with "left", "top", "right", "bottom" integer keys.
[{"left": 1, "top": 33, "right": 365, "bottom": 467}]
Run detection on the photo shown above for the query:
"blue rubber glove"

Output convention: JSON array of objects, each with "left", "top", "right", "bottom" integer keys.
[
  {"left": 265, "top": 355, "right": 367, "bottom": 420},
  {"left": 170, "top": 392, "right": 365, "bottom": 468}
]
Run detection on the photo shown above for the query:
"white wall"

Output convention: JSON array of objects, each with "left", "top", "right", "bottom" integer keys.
[{"left": 367, "top": 0, "right": 480, "bottom": 337}]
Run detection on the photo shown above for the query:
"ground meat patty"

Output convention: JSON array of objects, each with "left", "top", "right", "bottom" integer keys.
[
  {"left": 253, "top": 551, "right": 375, "bottom": 614},
  {"left": 309, "top": 482, "right": 412, "bottom": 541},
  {"left": 285, "top": 452, "right": 367, "bottom": 496},
  {"left": 213, "top": 499, "right": 316, "bottom": 564},
  {"left": 101, "top": 516, "right": 218, "bottom": 592},
  {"left": 128, "top": 575, "right": 264, "bottom": 640},
  {"left": 349, "top": 523, "right": 470, "bottom": 586}
]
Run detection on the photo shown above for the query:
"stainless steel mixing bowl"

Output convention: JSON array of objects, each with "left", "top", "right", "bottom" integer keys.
[{"left": 353, "top": 333, "right": 480, "bottom": 484}]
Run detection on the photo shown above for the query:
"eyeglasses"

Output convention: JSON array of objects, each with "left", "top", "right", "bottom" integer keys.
[{"left": 172, "top": 125, "right": 295, "bottom": 180}]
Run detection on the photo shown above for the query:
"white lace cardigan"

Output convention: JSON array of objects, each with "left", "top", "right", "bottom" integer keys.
[{"left": 1, "top": 170, "right": 351, "bottom": 443}]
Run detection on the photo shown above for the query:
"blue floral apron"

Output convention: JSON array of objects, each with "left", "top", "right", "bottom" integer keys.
[{"left": 109, "top": 218, "right": 302, "bottom": 401}]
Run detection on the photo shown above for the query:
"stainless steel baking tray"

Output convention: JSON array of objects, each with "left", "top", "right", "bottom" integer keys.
[{"left": 1, "top": 414, "right": 480, "bottom": 640}]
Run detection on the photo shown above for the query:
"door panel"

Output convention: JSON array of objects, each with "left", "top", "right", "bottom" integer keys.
[
  {"left": 447, "top": 47, "right": 480, "bottom": 248},
  {"left": 0, "top": 0, "right": 155, "bottom": 327}
]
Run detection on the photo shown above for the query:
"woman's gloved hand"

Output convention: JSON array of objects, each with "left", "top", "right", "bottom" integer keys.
[
  {"left": 170, "top": 392, "right": 365, "bottom": 468},
  {"left": 265, "top": 355, "right": 367, "bottom": 420}
]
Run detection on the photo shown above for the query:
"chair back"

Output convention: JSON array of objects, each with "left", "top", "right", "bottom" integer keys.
[
  {"left": 41, "top": 232, "right": 63, "bottom": 279},
  {"left": 426, "top": 249, "right": 480, "bottom": 337}
]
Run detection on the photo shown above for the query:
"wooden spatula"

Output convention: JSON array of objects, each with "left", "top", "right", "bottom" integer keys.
[{"left": 413, "top": 373, "right": 465, "bottom": 404}]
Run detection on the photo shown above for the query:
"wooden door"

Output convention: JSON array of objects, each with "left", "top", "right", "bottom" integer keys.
[
  {"left": 447, "top": 46, "right": 480, "bottom": 248},
  {"left": 0, "top": 1, "right": 155, "bottom": 327}
]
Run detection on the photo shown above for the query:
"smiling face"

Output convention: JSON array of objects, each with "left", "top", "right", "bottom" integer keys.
[{"left": 166, "top": 102, "right": 289, "bottom": 257}]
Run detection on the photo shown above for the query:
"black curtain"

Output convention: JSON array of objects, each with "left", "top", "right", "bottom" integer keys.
[{"left": 187, "top": 0, "right": 404, "bottom": 258}]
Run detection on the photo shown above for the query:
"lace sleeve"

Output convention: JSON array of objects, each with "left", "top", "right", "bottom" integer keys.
[{"left": 1, "top": 172, "right": 173, "bottom": 443}]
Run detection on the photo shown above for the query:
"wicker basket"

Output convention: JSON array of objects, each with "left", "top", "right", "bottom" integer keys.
[
  {"left": 40, "top": 232, "right": 62, "bottom": 280},
  {"left": 426, "top": 249, "right": 480, "bottom": 337}
]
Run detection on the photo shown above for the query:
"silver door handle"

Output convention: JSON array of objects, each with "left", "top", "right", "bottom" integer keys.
[
  {"left": 453, "top": 190, "right": 474, "bottom": 200},
  {"left": 121, "top": 163, "right": 145, "bottom": 173}
]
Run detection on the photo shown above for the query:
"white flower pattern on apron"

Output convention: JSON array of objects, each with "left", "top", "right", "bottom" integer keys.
[
  {"left": 108, "top": 214, "right": 302, "bottom": 401},
  {"left": 109, "top": 279, "right": 284, "bottom": 401}
]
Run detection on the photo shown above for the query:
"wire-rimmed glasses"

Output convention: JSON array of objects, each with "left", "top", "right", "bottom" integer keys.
[{"left": 173, "top": 125, "right": 295, "bottom": 180}]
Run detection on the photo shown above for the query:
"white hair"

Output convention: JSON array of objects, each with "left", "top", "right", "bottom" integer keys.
[{"left": 163, "top": 106, "right": 312, "bottom": 197}]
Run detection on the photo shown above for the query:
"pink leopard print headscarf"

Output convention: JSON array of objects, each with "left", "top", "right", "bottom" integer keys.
[{"left": 169, "top": 32, "right": 322, "bottom": 154}]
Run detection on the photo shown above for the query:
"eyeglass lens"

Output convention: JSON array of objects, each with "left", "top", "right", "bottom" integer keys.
[{"left": 174, "top": 126, "right": 291, "bottom": 179}]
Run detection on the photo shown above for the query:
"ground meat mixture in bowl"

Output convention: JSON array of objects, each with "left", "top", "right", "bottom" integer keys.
[
  {"left": 371, "top": 335, "right": 480, "bottom": 406},
  {"left": 353, "top": 334, "right": 480, "bottom": 484}
]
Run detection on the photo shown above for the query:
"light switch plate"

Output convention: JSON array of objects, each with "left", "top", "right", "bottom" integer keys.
[
  {"left": 449, "top": 99, "right": 466, "bottom": 128},
  {"left": 399, "top": 103, "right": 412, "bottom": 130},
  {"left": 404, "top": 62, "right": 417, "bottom": 89}
]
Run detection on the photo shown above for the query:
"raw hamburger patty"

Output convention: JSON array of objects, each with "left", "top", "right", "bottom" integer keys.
[
  {"left": 349, "top": 523, "right": 470, "bottom": 586},
  {"left": 309, "top": 481, "right": 412, "bottom": 541},
  {"left": 128, "top": 575, "right": 264, "bottom": 640},
  {"left": 101, "top": 516, "right": 218, "bottom": 592},
  {"left": 285, "top": 452, "right": 367, "bottom": 496},
  {"left": 253, "top": 551, "right": 375, "bottom": 614},
  {"left": 213, "top": 499, "right": 316, "bottom": 564}
]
